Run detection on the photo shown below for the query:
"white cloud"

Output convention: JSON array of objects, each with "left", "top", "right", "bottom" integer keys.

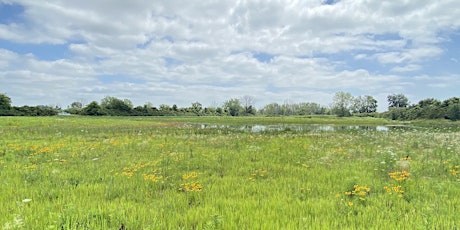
[
  {"left": 0, "top": 0, "right": 460, "bottom": 108},
  {"left": 391, "top": 64, "right": 422, "bottom": 73}
]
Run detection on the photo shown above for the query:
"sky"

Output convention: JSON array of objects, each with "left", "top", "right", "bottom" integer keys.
[{"left": 0, "top": 0, "right": 459, "bottom": 111}]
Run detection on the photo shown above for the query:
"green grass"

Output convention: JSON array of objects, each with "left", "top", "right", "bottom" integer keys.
[{"left": 1, "top": 116, "right": 460, "bottom": 229}]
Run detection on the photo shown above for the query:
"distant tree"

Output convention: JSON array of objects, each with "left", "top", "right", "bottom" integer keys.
[
  {"left": 331, "top": 92, "right": 354, "bottom": 117},
  {"left": 172, "top": 104, "right": 178, "bottom": 112},
  {"left": 260, "top": 103, "right": 282, "bottom": 116},
  {"left": 65, "top": 101, "right": 84, "bottom": 114},
  {"left": 353, "top": 95, "right": 378, "bottom": 114},
  {"left": 0, "top": 93, "right": 12, "bottom": 115},
  {"left": 191, "top": 102, "right": 203, "bottom": 116},
  {"left": 447, "top": 104, "right": 460, "bottom": 121},
  {"left": 81, "top": 101, "right": 106, "bottom": 116},
  {"left": 100, "top": 96, "right": 133, "bottom": 116},
  {"left": 37, "top": 105, "right": 59, "bottom": 116},
  {"left": 297, "top": 102, "right": 326, "bottom": 115},
  {"left": 71, "top": 101, "right": 83, "bottom": 109},
  {"left": 442, "top": 97, "right": 460, "bottom": 107},
  {"left": 158, "top": 104, "right": 173, "bottom": 116},
  {"left": 415, "top": 98, "right": 442, "bottom": 119},
  {"left": 132, "top": 103, "right": 159, "bottom": 116},
  {"left": 241, "top": 95, "right": 256, "bottom": 115},
  {"left": 443, "top": 97, "right": 460, "bottom": 121},
  {"left": 387, "top": 94, "right": 409, "bottom": 108},
  {"left": 223, "top": 98, "right": 243, "bottom": 116}
]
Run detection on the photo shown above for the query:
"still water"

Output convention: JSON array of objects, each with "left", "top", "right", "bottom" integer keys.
[{"left": 196, "top": 124, "right": 412, "bottom": 133}]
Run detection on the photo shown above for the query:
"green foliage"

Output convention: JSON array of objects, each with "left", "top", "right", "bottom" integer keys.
[
  {"left": 387, "top": 93, "right": 409, "bottom": 108},
  {"left": 353, "top": 95, "right": 378, "bottom": 113},
  {"left": 100, "top": 96, "right": 133, "bottom": 116},
  {"left": 381, "top": 97, "right": 460, "bottom": 121},
  {"left": 331, "top": 91, "right": 354, "bottom": 117},
  {"left": 1, "top": 117, "right": 459, "bottom": 229},
  {"left": 81, "top": 101, "right": 106, "bottom": 116},
  {"left": 259, "top": 102, "right": 326, "bottom": 116},
  {"left": 447, "top": 104, "right": 460, "bottom": 121},
  {"left": 1, "top": 93, "right": 460, "bottom": 121},
  {"left": 0, "top": 93, "right": 12, "bottom": 112},
  {"left": 223, "top": 98, "right": 243, "bottom": 116},
  {"left": 65, "top": 101, "right": 84, "bottom": 115}
]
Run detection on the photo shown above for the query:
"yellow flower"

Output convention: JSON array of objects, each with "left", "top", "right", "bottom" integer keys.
[
  {"left": 348, "top": 201, "right": 353, "bottom": 206},
  {"left": 182, "top": 172, "right": 199, "bottom": 180}
]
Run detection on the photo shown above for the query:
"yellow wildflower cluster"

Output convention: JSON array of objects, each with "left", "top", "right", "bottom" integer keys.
[
  {"left": 32, "top": 146, "right": 52, "bottom": 156},
  {"left": 179, "top": 171, "right": 203, "bottom": 192},
  {"left": 448, "top": 165, "right": 460, "bottom": 181},
  {"left": 384, "top": 185, "right": 404, "bottom": 197},
  {"left": 345, "top": 185, "right": 371, "bottom": 198},
  {"left": 143, "top": 173, "right": 163, "bottom": 183},
  {"left": 121, "top": 167, "right": 137, "bottom": 178},
  {"left": 118, "top": 161, "right": 159, "bottom": 178},
  {"left": 178, "top": 182, "right": 203, "bottom": 192},
  {"left": 29, "top": 143, "right": 64, "bottom": 158},
  {"left": 449, "top": 165, "right": 460, "bottom": 175},
  {"left": 7, "top": 143, "right": 23, "bottom": 151},
  {"left": 249, "top": 168, "right": 268, "bottom": 182},
  {"left": 339, "top": 184, "right": 371, "bottom": 207},
  {"left": 389, "top": 170, "right": 410, "bottom": 181},
  {"left": 182, "top": 172, "right": 199, "bottom": 180}
]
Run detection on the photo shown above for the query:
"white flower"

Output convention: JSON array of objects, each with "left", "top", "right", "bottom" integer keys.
[{"left": 22, "top": 199, "right": 32, "bottom": 203}]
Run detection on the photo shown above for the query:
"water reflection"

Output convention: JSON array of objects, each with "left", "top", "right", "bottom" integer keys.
[{"left": 197, "top": 124, "right": 412, "bottom": 132}]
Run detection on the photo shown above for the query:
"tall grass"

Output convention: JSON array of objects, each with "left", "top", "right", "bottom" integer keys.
[{"left": 0, "top": 116, "right": 459, "bottom": 229}]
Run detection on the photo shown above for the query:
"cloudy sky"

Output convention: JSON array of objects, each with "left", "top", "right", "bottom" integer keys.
[{"left": 0, "top": 0, "right": 459, "bottom": 111}]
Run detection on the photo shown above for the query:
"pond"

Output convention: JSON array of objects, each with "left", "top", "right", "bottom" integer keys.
[{"left": 196, "top": 124, "right": 414, "bottom": 133}]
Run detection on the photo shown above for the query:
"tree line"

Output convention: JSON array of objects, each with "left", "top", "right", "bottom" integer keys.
[
  {"left": 0, "top": 94, "right": 59, "bottom": 116},
  {"left": 0, "top": 93, "right": 459, "bottom": 121}
]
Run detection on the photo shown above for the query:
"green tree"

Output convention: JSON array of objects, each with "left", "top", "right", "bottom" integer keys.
[
  {"left": 353, "top": 95, "right": 378, "bottom": 114},
  {"left": 331, "top": 92, "right": 354, "bottom": 117},
  {"left": 65, "top": 101, "right": 84, "bottom": 114},
  {"left": 191, "top": 102, "right": 203, "bottom": 116},
  {"left": 447, "top": 104, "right": 460, "bottom": 121},
  {"left": 241, "top": 95, "right": 256, "bottom": 115},
  {"left": 0, "top": 93, "right": 12, "bottom": 115},
  {"left": 443, "top": 97, "right": 460, "bottom": 121},
  {"left": 387, "top": 94, "right": 409, "bottom": 109},
  {"left": 297, "top": 102, "right": 326, "bottom": 115},
  {"left": 100, "top": 96, "right": 133, "bottom": 116},
  {"left": 158, "top": 104, "right": 173, "bottom": 116},
  {"left": 416, "top": 98, "right": 442, "bottom": 119},
  {"left": 81, "top": 101, "right": 106, "bottom": 116},
  {"left": 260, "top": 103, "right": 282, "bottom": 116},
  {"left": 223, "top": 98, "right": 243, "bottom": 116}
]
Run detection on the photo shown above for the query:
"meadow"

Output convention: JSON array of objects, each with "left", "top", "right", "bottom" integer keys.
[{"left": 1, "top": 116, "right": 459, "bottom": 229}]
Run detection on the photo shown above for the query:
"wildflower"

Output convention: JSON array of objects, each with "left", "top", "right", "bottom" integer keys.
[
  {"left": 22, "top": 199, "right": 32, "bottom": 203},
  {"left": 389, "top": 170, "right": 410, "bottom": 181},
  {"left": 182, "top": 172, "right": 199, "bottom": 180},
  {"left": 179, "top": 182, "right": 203, "bottom": 192},
  {"left": 383, "top": 184, "right": 404, "bottom": 197},
  {"left": 348, "top": 201, "right": 353, "bottom": 206}
]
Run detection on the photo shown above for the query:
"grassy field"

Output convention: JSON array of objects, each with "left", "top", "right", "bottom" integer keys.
[{"left": 1, "top": 116, "right": 460, "bottom": 229}]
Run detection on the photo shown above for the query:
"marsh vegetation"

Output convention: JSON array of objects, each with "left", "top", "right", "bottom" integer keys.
[{"left": 1, "top": 116, "right": 459, "bottom": 229}]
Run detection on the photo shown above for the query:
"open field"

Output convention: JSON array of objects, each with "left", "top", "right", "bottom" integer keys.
[{"left": 1, "top": 116, "right": 460, "bottom": 229}]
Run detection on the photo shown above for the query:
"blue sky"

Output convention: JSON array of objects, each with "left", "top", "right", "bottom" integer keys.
[{"left": 0, "top": 0, "right": 459, "bottom": 111}]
